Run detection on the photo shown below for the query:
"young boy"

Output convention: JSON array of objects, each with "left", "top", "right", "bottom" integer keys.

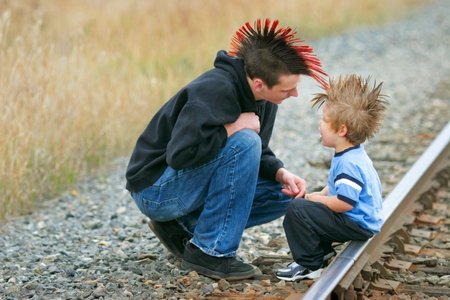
[{"left": 276, "top": 74, "right": 388, "bottom": 281}]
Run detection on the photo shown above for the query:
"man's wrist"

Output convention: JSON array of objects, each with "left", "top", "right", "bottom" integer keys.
[{"left": 275, "top": 168, "right": 285, "bottom": 182}]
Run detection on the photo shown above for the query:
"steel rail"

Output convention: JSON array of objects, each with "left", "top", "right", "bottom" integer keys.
[{"left": 302, "top": 121, "right": 450, "bottom": 300}]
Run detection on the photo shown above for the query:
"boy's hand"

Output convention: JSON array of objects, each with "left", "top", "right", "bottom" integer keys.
[
  {"left": 276, "top": 168, "right": 307, "bottom": 198},
  {"left": 305, "top": 191, "right": 324, "bottom": 200},
  {"left": 305, "top": 193, "right": 353, "bottom": 213},
  {"left": 305, "top": 186, "right": 329, "bottom": 200}
]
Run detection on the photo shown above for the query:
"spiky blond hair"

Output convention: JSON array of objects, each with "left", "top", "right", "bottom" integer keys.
[{"left": 312, "top": 74, "right": 388, "bottom": 145}]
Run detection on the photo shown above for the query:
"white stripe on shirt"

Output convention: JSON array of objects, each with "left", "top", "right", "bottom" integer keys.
[{"left": 335, "top": 178, "right": 362, "bottom": 191}]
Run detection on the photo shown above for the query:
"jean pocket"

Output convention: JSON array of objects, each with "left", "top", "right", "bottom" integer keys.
[
  {"left": 132, "top": 185, "right": 186, "bottom": 221},
  {"left": 143, "top": 196, "right": 185, "bottom": 221}
]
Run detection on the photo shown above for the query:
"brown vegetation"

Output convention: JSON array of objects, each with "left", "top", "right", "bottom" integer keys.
[{"left": 0, "top": 0, "right": 428, "bottom": 221}]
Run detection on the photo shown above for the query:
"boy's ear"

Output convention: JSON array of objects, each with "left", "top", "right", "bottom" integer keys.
[{"left": 337, "top": 124, "right": 348, "bottom": 137}]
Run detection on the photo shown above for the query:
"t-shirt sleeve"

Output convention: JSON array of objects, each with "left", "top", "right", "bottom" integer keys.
[{"left": 334, "top": 165, "right": 364, "bottom": 207}]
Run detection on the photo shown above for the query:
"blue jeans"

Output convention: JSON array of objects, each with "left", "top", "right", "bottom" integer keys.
[{"left": 131, "top": 129, "right": 291, "bottom": 257}]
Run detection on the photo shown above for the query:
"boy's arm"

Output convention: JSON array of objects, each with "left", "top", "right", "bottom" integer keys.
[
  {"left": 305, "top": 185, "right": 328, "bottom": 198},
  {"left": 305, "top": 191, "right": 353, "bottom": 213}
]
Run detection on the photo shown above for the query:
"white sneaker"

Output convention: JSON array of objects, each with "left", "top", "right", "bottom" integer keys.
[{"left": 276, "top": 261, "right": 323, "bottom": 281}]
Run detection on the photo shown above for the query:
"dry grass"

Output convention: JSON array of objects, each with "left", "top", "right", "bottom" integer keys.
[{"left": 0, "top": 0, "right": 428, "bottom": 221}]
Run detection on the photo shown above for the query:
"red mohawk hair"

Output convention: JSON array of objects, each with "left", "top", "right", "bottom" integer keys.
[{"left": 229, "top": 18, "right": 328, "bottom": 89}]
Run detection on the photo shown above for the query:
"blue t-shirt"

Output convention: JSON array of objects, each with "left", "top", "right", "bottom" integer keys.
[{"left": 328, "top": 145, "right": 383, "bottom": 233}]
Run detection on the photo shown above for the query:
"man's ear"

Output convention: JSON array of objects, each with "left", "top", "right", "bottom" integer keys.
[
  {"left": 251, "top": 78, "right": 265, "bottom": 92},
  {"left": 337, "top": 124, "right": 348, "bottom": 137}
]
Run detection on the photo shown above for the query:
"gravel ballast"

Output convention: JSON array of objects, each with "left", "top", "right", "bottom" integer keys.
[{"left": 1, "top": 1, "right": 450, "bottom": 299}]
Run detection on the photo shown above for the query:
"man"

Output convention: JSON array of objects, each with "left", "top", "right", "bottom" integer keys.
[{"left": 125, "top": 19, "right": 328, "bottom": 280}]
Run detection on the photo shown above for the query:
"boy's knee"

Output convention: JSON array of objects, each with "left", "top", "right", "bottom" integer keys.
[
  {"left": 287, "top": 199, "right": 324, "bottom": 219},
  {"left": 288, "top": 198, "right": 309, "bottom": 211}
]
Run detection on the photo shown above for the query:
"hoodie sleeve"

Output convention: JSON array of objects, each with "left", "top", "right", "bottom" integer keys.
[{"left": 166, "top": 80, "right": 240, "bottom": 170}]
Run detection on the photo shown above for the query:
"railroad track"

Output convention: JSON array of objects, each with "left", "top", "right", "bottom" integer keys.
[{"left": 302, "top": 121, "right": 450, "bottom": 300}]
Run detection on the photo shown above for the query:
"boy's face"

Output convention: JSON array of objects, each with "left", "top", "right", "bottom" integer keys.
[{"left": 319, "top": 106, "right": 340, "bottom": 149}]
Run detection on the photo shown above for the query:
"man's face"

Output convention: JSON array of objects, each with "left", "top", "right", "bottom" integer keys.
[{"left": 255, "top": 74, "right": 301, "bottom": 104}]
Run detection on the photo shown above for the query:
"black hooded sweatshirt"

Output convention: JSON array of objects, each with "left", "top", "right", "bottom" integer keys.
[{"left": 125, "top": 50, "right": 284, "bottom": 192}]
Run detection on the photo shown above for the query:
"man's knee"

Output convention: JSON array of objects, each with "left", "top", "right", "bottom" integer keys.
[
  {"left": 228, "top": 129, "right": 261, "bottom": 156},
  {"left": 233, "top": 129, "right": 261, "bottom": 144}
]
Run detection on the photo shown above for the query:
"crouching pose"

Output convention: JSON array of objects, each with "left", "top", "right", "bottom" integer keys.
[{"left": 125, "top": 19, "right": 328, "bottom": 280}]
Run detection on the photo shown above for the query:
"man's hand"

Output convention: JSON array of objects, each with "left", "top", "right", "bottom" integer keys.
[
  {"left": 276, "top": 168, "right": 307, "bottom": 198},
  {"left": 224, "top": 112, "right": 260, "bottom": 137}
]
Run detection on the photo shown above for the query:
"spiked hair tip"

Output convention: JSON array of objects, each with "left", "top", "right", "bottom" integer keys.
[{"left": 229, "top": 18, "right": 328, "bottom": 89}]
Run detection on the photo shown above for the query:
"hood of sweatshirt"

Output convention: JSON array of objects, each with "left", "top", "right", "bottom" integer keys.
[{"left": 213, "top": 50, "right": 257, "bottom": 113}]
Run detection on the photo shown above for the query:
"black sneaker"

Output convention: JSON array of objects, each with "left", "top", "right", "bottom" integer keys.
[
  {"left": 275, "top": 262, "right": 323, "bottom": 281},
  {"left": 148, "top": 220, "right": 192, "bottom": 258},
  {"left": 181, "top": 243, "right": 261, "bottom": 280}
]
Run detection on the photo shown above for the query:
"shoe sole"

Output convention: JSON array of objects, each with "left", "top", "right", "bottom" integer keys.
[
  {"left": 276, "top": 268, "right": 323, "bottom": 282},
  {"left": 148, "top": 221, "right": 185, "bottom": 258},
  {"left": 181, "top": 259, "right": 262, "bottom": 281}
]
